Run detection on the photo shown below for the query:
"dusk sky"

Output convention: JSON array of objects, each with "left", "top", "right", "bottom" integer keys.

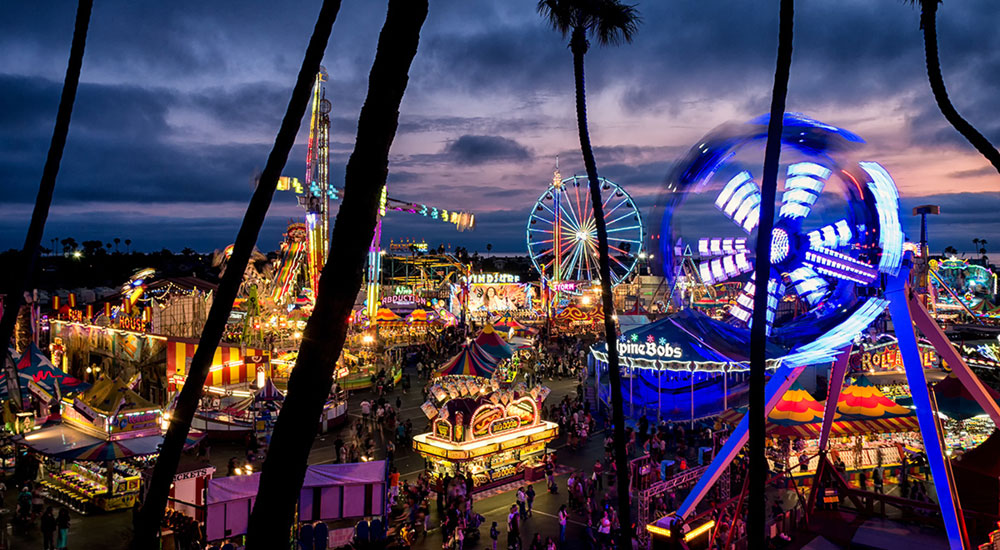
[{"left": 1, "top": 0, "right": 998, "bottom": 256}]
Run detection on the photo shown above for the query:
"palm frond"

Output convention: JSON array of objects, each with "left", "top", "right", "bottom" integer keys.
[
  {"left": 593, "top": 0, "right": 641, "bottom": 46},
  {"left": 537, "top": 0, "right": 574, "bottom": 37}
]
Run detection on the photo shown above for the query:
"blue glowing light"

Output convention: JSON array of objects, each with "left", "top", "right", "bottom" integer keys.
[{"left": 860, "top": 162, "right": 903, "bottom": 276}]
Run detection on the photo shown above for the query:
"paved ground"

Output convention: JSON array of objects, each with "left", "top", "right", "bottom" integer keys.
[{"left": 4, "top": 366, "right": 593, "bottom": 549}]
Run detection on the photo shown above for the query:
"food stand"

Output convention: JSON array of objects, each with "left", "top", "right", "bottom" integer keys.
[
  {"left": 413, "top": 351, "right": 557, "bottom": 492},
  {"left": 13, "top": 376, "right": 188, "bottom": 512}
]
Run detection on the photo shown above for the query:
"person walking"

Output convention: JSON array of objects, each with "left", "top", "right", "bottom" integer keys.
[
  {"left": 40, "top": 506, "right": 56, "bottom": 550},
  {"left": 516, "top": 487, "right": 527, "bottom": 519},
  {"left": 592, "top": 461, "right": 603, "bottom": 492},
  {"left": 873, "top": 464, "right": 884, "bottom": 494},
  {"left": 557, "top": 505, "right": 568, "bottom": 544},
  {"left": 490, "top": 521, "right": 500, "bottom": 550},
  {"left": 507, "top": 504, "right": 521, "bottom": 550},
  {"left": 55, "top": 508, "right": 70, "bottom": 550},
  {"left": 525, "top": 485, "right": 535, "bottom": 518}
]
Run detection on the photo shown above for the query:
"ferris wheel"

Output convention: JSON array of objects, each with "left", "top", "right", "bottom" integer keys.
[
  {"left": 654, "top": 113, "right": 904, "bottom": 357},
  {"left": 527, "top": 174, "right": 644, "bottom": 287}
]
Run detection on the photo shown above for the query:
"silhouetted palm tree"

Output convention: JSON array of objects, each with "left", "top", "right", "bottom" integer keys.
[
  {"left": 537, "top": 0, "right": 639, "bottom": 543},
  {"left": 124, "top": 238, "right": 131, "bottom": 253},
  {"left": 0, "top": 0, "right": 93, "bottom": 367},
  {"left": 748, "top": 0, "right": 794, "bottom": 546},
  {"left": 130, "top": 2, "right": 344, "bottom": 548},
  {"left": 245, "top": 1, "right": 428, "bottom": 547},
  {"left": 113, "top": 237, "right": 120, "bottom": 253},
  {"left": 908, "top": 0, "right": 1000, "bottom": 174},
  {"left": 943, "top": 245, "right": 958, "bottom": 256}
]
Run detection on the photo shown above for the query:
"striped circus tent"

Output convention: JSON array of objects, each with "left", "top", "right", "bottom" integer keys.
[
  {"left": 166, "top": 339, "right": 266, "bottom": 391},
  {"left": 769, "top": 381, "right": 829, "bottom": 425},
  {"left": 837, "top": 375, "right": 913, "bottom": 420},
  {"left": 474, "top": 324, "right": 514, "bottom": 359},
  {"left": 372, "top": 308, "right": 402, "bottom": 323},
  {"left": 719, "top": 381, "right": 829, "bottom": 427},
  {"left": 435, "top": 342, "right": 498, "bottom": 378},
  {"left": 406, "top": 308, "right": 432, "bottom": 324}
]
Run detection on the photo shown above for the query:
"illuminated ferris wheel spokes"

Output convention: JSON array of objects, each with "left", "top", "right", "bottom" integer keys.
[
  {"left": 526, "top": 175, "right": 644, "bottom": 287},
  {"left": 694, "top": 161, "right": 881, "bottom": 335}
]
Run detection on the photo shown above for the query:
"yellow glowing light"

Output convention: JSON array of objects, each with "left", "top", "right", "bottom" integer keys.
[
  {"left": 294, "top": 332, "right": 302, "bottom": 339},
  {"left": 646, "top": 524, "right": 671, "bottom": 537},
  {"left": 581, "top": 296, "right": 592, "bottom": 305},
  {"left": 575, "top": 231, "right": 587, "bottom": 241},
  {"left": 234, "top": 467, "right": 242, "bottom": 476},
  {"left": 684, "top": 520, "right": 715, "bottom": 541},
  {"left": 362, "top": 334, "right": 375, "bottom": 344}
]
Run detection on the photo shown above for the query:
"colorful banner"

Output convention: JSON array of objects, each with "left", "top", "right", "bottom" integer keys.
[{"left": 462, "top": 283, "right": 533, "bottom": 312}]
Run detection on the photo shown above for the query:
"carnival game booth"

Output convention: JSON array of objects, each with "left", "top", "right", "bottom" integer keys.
[
  {"left": 204, "top": 461, "right": 387, "bottom": 543},
  {"left": 591, "top": 309, "right": 786, "bottom": 422},
  {"left": 13, "top": 376, "right": 202, "bottom": 512},
  {"left": 413, "top": 382, "right": 557, "bottom": 492},
  {"left": 719, "top": 377, "right": 923, "bottom": 485}
]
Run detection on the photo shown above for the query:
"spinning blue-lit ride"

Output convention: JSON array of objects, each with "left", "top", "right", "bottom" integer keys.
[
  {"left": 653, "top": 113, "right": 903, "bottom": 364},
  {"left": 527, "top": 175, "right": 644, "bottom": 287}
]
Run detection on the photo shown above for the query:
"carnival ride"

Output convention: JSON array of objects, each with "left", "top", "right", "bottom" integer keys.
[
  {"left": 275, "top": 70, "right": 475, "bottom": 318},
  {"left": 929, "top": 257, "right": 998, "bottom": 319},
  {"left": 526, "top": 165, "right": 645, "bottom": 303},
  {"left": 642, "top": 114, "right": 1000, "bottom": 550}
]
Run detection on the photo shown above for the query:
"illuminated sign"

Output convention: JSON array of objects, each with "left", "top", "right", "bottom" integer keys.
[
  {"left": 382, "top": 294, "right": 426, "bottom": 305},
  {"left": 469, "top": 273, "right": 520, "bottom": 284},
  {"left": 117, "top": 316, "right": 149, "bottom": 332},
  {"left": 616, "top": 338, "right": 683, "bottom": 360},
  {"left": 857, "top": 344, "right": 937, "bottom": 371},
  {"left": 488, "top": 417, "right": 521, "bottom": 436},
  {"left": 66, "top": 309, "right": 84, "bottom": 323},
  {"left": 434, "top": 419, "right": 452, "bottom": 440}
]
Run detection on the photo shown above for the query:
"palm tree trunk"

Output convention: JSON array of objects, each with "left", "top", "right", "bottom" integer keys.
[
  {"left": 245, "top": 1, "right": 428, "bottom": 547},
  {"left": 0, "top": 0, "right": 92, "bottom": 375},
  {"left": 920, "top": 0, "right": 1000, "bottom": 175},
  {"left": 571, "top": 26, "right": 633, "bottom": 546},
  {"left": 748, "top": 0, "right": 793, "bottom": 546},
  {"left": 130, "top": 2, "right": 342, "bottom": 547}
]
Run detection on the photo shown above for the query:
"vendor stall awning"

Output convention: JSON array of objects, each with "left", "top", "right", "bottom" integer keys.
[
  {"left": 591, "top": 309, "right": 787, "bottom": 372},
  {"left": 254, "top": 377, "right": 284, "bottom": 402},
  {"left": 14, "top": 423, "right": 202, "bottom": 461}
]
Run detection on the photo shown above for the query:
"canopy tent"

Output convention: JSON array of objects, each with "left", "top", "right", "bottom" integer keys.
[
  {"left": 719, "top": 377, "right": 920, "bottom": 438},
  {"left": 78, "top": 376, "right": 158, "bottom": 415},
  {"left": 1, "top": 344, "right": 90, "bottom": 399},
  {"left": 896, "top": 375, "right": 1000, "bottom": 420},
  {"left": 14, "top": 423, "right": 203, "bottom": 461},
  {"left": 591, "top": 308, "right": 787, "bottom": 372},
  {"left": 435, "top": 343, "right": 498, "bottom": 378},
  {"left": 474, "top": 324, "right": 514, "bottom": 359},
  {"left": 206, "top": 461, "right": 386, "bottom": 541},
  {"left": 254, "top": 377, "right": 284, "bottom": 401},
  {"left": 836, "top": 375, "right": 913, "bottom": 421},
  {"left": 553, "top": 306, "right": 588, "bottom": 323},
  {"left": 767, "top": 381, "right": 828, "bottom": 425},
  {"left": 491, "top": 312, "right": 528, "bottom": 331},
  {"left": 587, "top": 308, "right": 605, "bottom": 323},
  {"left": 372, "top": 308, "right": 402, "bottom": 324},
  {"left": 719, "top": 381, "right": 830, "bottom": 427},
  {"left": 406, "top": 309, "right": 432, "bottom": 324}
]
